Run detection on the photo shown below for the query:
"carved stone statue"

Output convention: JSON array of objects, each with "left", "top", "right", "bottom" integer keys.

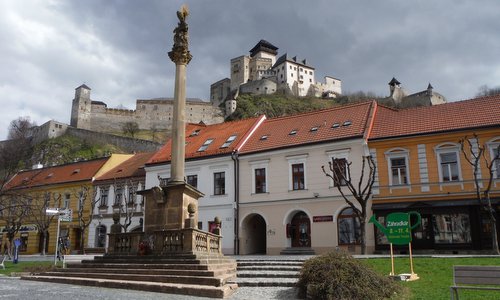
[
  {"left": 168, "top": 5, "right": 192, "bottom": 65},
  {"left": 110, "top": 212, "right": 122, "bottom": 234}
]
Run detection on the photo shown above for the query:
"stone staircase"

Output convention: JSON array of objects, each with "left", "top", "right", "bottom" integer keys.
[
  {"left": 233, "top": 256, "right": 311, "bottom": 287},
  {"left": 22, "top": 254, "right": 237, "bottom": 298}
]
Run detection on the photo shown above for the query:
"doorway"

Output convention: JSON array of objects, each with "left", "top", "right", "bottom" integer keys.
[{"left": 290, "top": 211, "right": 311, "bottom": 247}]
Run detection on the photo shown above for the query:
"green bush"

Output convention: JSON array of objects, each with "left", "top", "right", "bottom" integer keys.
[{"left": 297, "top": 251, "right": 404, "bottom": 300}]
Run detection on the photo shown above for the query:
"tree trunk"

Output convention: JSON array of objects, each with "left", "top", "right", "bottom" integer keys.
[
  {"left": 488, "top": 212, "right": 500, "bottom": 255},
  {"left": 360, "top": 219, "right": 367, "bottom": 255},
  {"left": 42, "top": 231, "right": 47, "bottom": 256}
]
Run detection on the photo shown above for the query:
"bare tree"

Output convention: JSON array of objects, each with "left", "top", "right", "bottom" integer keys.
[
  {"left": 75, "top": 186, "right": 98, "bottom": 253},
  {"left": 322, "top": 155, "right": 377, "bottom": 254},
  {"left": 122, "top": 121, "right": 139, "bottom": 138},
  {"left": 112, "top": 180, "right": 138, "bottom": 233},
  {"left": 29, "top": 192, "right": 62, "bottom": 255},
  {"left": 7, "top": 116, "right": 36, "bottom": 140},
  {"left": 459, "top": 134, "right": 500, "bottom": 254},
  {"left": 0, "top": 193, "right": 32, "bottom": 244}
]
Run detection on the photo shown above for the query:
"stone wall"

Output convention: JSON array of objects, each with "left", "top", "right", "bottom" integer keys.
[{"left": 67, "top": 127, "right": 162, "bottom": 153}]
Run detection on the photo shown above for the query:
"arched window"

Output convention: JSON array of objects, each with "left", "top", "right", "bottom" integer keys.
[
  {"left": 338, "top": 208, "right": 360, "bottom": 245},
  {"left": 95, "top": 225, "right": 107, "bottom": 248}
]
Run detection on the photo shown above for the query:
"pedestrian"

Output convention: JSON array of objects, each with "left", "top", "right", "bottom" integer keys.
[
  {"left": 64, "top": 236, "right": 71, "bottom": 255},
  {"left": 1, "top": 234, "right": 12, "bottom": 260}
]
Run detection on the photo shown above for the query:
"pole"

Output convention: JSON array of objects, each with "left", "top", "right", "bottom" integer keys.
[
  {"left": 409, "top": 242, "right": 415, "bottom": 274},
  {"left": 390, "top": 243, "right": 395, "bottom": 276},
  {"left": 54, "top": 215, "right": 61, "bottom": 266}
]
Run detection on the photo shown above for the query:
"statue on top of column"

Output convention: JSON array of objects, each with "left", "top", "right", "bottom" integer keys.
[{"left": 168, "top": 5, "right": 192, "bottom": 65}]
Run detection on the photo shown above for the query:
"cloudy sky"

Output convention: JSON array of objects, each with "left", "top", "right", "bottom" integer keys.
[{"left": 1, "top": 0, "right": 499, "bottom": 140}]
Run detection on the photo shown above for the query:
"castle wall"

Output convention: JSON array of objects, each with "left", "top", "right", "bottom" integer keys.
[
  {"left": 210, "top": 78, "right": 231, "bottom": 107},
  {"left": 240, "top": 79, "right": 277, "bottom": 95},
  {"left": 67, "top": 127, "right": 161, "bottom": 153}
]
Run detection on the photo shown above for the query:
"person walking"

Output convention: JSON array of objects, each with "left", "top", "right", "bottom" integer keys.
[{"left": 1, "top": 234, "right": 12, "bottom": 260}]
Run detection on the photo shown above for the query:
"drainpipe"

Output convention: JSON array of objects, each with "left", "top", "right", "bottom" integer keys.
[{"left": 231, "top": 150, "right": 240, "bottom": 255}]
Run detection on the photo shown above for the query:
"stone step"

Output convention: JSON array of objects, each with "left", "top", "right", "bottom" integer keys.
[
  {"left": 69, "top": 262, "right": 237, "bottom": 271},
  {"left": 237, "top": 271, "right": 299, "bottom": 278},
  {"left": 61, "top": 267, "right": 233, "bottom": 277},
  {"left": 237, "top": 261, "right": 303, "bottom": 266},
  {"left": 238, "top": 265, "right": 301, "bottom": 271},
  {"left": 22, "top": 275, "right": 237, "bottom": 298},
  {"left": 88, "top": 257, "right": 234, "bottom": 265},
  {"left": 279, "top": 248, "right": 316, "bottom": 255},
  {"left": 41, "top": 271, "right": 235, "bottom": 287},
  {"left": 231, "top": 277, "right": 298, "bottom": 287}
]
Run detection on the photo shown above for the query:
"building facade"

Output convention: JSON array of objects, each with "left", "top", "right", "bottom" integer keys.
[{"left": 368, "top": 96, "right": 500, "bottom": 253}]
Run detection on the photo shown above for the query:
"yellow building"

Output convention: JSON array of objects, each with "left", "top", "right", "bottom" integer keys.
[
  {"left": 1, "top": 154, "right": 132, "bottom": 254},
  {"left": 368, "top": 95, "right": 500, "bottom": 253}
]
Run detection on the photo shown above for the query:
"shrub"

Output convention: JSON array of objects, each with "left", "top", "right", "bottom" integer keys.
[{"left": 297, "top": 250, "right": 404, "bottom": 299}]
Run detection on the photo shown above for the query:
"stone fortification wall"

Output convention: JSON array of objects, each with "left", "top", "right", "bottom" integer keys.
[
  {"left": 67, "top": 127, "right": 161, "bottom": 153},
  {"left": 87, "top": 99, "right": 223, "bottom": 133}
]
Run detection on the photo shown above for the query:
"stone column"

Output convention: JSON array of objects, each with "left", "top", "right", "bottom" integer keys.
[{"left": 168, "top": 5, "right": 192, "bottom": 184}]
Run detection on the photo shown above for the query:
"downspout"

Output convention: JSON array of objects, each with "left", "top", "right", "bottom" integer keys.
[{"left": 231, "top": 150, "right": 240, "bottom": 255}]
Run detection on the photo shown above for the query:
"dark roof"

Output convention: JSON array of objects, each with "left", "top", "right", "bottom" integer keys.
[
  {"left": 272, "top": 53, "right": 314, "bottom": 69},
  {"left": 249, "top": 40, "right": 278, "bottom": 57},
  {"left": 388, "top": 77, "right": 401, "bottom": 86},
  {"left": 91, "top": 101, "right": 107, "bottom": 106},
  {"left": 76, "top": 84, "right": 91, "bottom": 90}
]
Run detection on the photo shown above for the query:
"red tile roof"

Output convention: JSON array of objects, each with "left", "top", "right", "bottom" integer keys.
[
  {"left": 4, "top": 157, "right": 109, "bottom": 190},
  {"left": 369, "top": 95, "right": 500, "bottom": 140},
  {"left": 148, "top": 116, "right": 265, "bottom": 165},
  {"left": 240, "top": 101, "right": 374, "bottom": 154},
  {"left": 94, "top": 152, "right": 155, "bottom": 183}
]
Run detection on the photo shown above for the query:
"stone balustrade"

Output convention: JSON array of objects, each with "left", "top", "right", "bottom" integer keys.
[{"left": 108, "top": 228, "right": 222, "bottom": 256}]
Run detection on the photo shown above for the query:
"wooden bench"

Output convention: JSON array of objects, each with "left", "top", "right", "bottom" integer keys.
[
  {"left": 62, "top": 254, "right": 102, "bottom": 268},
  {"left": 450, "top": 265, "right": 500, "bottom": 299}
]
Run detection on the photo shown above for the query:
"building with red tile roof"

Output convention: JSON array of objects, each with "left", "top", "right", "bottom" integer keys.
[
  {"left": 368, "top": 95, "right": 500, "bottom": 253},
  {"left": 143, "top": 116, "right": 266, "bottom": 254},
  {"left": 236, "top": 101, "right": 378, "bottom": 255},
  {"left": 89, "top": 152, "right": 156, "bottom": 248},
  {"left": 1, "top": 155, "right": 132, "bottom": 255}
]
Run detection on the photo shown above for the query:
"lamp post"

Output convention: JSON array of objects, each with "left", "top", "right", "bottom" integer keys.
[{"left": 46, "top": 208, "right": 64, "bottom": 266}]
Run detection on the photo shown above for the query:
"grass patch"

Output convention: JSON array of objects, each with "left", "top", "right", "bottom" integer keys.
[
  {"left": 363, "top": 257, "right": 500, "bottom": 300},
  {"left": 0, "top": 260, "right": 61, "bottom": 276}
]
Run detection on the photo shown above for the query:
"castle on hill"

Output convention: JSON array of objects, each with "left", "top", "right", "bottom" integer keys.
[
  {"left": 210, "top": 40, "right": 343, "bottom": 114},
  {"left": 70, "top": 84, "right": 224, "bottom": 134},
  {"left": 386, "top": 77, "right": 447, "bottom": 107}
]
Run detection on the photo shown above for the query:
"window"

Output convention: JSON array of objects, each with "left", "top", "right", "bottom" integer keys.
[
  {"left": 114, "top": 188, "right": 123, "bottom": 206},
  {"left": 292, "top": 163, "right": 305, "bottom": 190},
  {"left": 100, "top": 188, "right": 109, "bottom": 206},
  {"left": 255, "top": 168, "right": 266, "bottom": 193},
  {"left": 214, "top": 172, "right": 225, "bottom": 195},
  {"left": 390, "top": 157, "right": 408, "bottom": 185},
  {"left": 221, "top": 135, "right": 237, "bottom": 148},
  {"left": 187, "top": 174, "right": 198, "bottom": 188},
  {"left": 63, "top": 193, "right": 70, "bottom": 209},
  {"left": 488, "top": 139, "right": 500, "bottom": 179},
  {"left": 128, "top": 188, "right": 136, "bottom": 205},
  {"left": 95, "top": 225, "right": 107, "bottom": 248},
  {"left": 338, "top": 208, "right": 361, "bottom": 245},
  {"left": 332, "top": 158, "right": 348, "bottom": 186},
  {"left": 198, "top": 138, "right": 214, "bottom": 152},
  {"left": 432, "top": 213, "right": 471, "bottom": 244},
  {"left": 439, "top": 152, "right": 459, "bottom": 182}
]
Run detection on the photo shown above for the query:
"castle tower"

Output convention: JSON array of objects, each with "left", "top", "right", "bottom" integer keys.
[{"left": 70, "top": 84, "right": 92, "bottom": 130}]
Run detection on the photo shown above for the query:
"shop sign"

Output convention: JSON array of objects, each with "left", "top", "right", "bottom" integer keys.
[
  {"left": 313, "top": 215, "right": 333, "bottom": 222},
  {"left": 369, "top": 211, "right": 421, "bottom": 245}
]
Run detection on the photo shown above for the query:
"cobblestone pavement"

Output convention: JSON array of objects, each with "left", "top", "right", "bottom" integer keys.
[{"left": 0, "top": 276, "right": 299, "bottom": 300}]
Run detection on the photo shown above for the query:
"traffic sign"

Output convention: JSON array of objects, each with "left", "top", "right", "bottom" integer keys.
[{"left": 59, "top": 209, "right": 73, "bottom": 222}]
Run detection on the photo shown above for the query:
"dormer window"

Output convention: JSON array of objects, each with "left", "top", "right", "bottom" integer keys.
[
  {"left": 310, "top": 127, "right": 318, "bottom": 132},
  {"left": 289, "top": 129, "right": 298, "bottom": 136},
  {"left": 343, "top": 121, "right": 352, "bottom": 127},
  {"left": 220, "top": 135, "right": 237, "bottom": 148},
  {"left": 198, "top": 139, "right": 214, "bottom": 152},
  {"left": 260, "top": 135, "right": 268, "bottom": 141},
  {"left": 189, "top": 129, "right": 201, "bottom": 137},
  {"left": 331, "top": 123, "right": 340, "bottom": 128},
  {"left": 72, "top": 169, "right": 80, "bottom": 174}
]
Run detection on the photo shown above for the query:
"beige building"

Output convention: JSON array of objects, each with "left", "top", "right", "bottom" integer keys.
[{"left": 237, "top": 102, "right": 377, "bottom": 255}]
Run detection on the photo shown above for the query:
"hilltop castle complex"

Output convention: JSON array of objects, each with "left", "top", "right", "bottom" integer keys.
[
  {"left": 210, "top": 40, "right": 343, "bottom": 114},
  {"left": 70, "top": 84, "right": 224, "bottom": 133}
]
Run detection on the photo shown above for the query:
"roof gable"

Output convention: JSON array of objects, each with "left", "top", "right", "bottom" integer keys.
[{"left": 94, "top": 152, "right": 155, "bottom": 183}]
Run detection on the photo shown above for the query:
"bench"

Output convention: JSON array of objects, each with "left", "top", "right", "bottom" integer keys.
[
  {"left": 62, "top": 254, "right": 102, "bottom": 268},
  {"left": 450, "top": 265, "right": 500, "bottom": 300}
]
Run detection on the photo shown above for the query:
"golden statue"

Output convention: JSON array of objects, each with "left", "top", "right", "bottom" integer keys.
[{"left": 168, "top": 5, "right": 192, "bottom": 65}]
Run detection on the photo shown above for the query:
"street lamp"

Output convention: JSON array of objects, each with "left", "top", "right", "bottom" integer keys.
[{"left": 46, "top": 208, "right": 65, "bottom": 266}]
